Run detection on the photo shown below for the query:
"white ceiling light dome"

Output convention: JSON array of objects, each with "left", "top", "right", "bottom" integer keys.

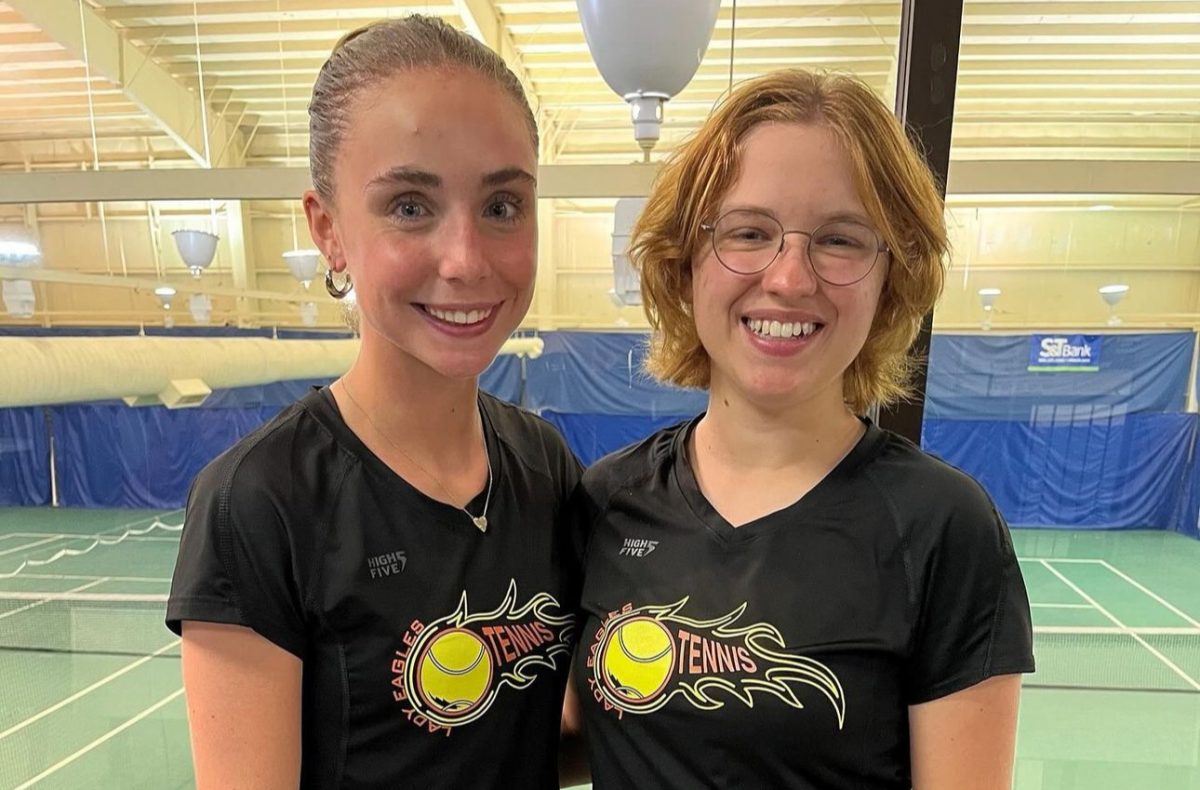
[{"left": 576, "top": 0, "right": 720, "bottom": 156}]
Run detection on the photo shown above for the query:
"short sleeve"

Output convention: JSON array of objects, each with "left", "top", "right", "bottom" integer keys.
[
  {"left": 165, "top": 455, "right": 308, "bottom": 658},
  {"left": 904, "top": 491, "right": 1035, "bottom": 704}
]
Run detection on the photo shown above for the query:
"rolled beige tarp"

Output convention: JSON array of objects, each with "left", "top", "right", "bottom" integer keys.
[{"left": 0, "top": 335, "right": 544, "bottom": 408}]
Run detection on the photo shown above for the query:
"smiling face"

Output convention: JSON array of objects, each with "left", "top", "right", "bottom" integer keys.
[
  {"left": 691, "top": 121, "right": 888, "bottom": 410},
  {"left": 306, "top": 67, "right": 538, "bottom": 380}
]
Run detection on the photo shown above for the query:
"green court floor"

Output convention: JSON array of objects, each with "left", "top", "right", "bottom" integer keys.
[{"left": 1, "top": 508, "right": 1198, "bottom": 789}]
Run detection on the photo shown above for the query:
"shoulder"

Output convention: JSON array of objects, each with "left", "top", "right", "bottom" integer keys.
[
  {"left": 580, "top": 419, "right": 688, "bottom": 508},
  {"left": 481, "top": 393, "right": 580, "bottom": 482},
  {"left": 864, "top": 429, "right": 1008, "bottom": 554},
  {"left": 190, "top": 390, "right": 348, "bottom": 520}
]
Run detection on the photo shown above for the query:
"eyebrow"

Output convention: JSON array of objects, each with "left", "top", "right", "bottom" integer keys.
[
  {"left": 721, "top": 203, "right": 873, "bottom": 226},
  {"left": 366, "top": 166, "right": 536, "bottom": 193},
  {"left": 481, "top": 167, "right": 536, "bottom": 188},
  {"left": 366, "top": 166, "right": 440, "bottom": 192}
]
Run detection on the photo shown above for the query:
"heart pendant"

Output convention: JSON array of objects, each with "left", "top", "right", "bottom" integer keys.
[{"left": 472, "top": 515, "right": 488, "bottom": 533}]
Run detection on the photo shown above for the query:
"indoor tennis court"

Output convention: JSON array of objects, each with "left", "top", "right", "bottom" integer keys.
[{"left": 3, "top": 0, "right": 1200, "bottom": 788}]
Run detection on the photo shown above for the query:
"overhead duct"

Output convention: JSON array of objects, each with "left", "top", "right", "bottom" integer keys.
[{"left": 0, "top": 335, "right": 544, "bottom": 408}]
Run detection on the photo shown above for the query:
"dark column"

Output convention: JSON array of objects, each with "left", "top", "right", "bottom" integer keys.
[{"left": 875, "top": 0, "right": 966, "bottom": 443}]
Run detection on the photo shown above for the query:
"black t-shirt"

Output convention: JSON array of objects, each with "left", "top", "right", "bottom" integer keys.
[
  {"left": 167, "top": 387, "right": 583, "bottom": 789},
  {"left": 573, "top": 417, "right": 1035, "bottom": 789}
]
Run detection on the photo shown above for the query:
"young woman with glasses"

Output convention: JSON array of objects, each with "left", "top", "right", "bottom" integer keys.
[{"left": 565, "top": 69, "right": 1035, "bottom": 789}]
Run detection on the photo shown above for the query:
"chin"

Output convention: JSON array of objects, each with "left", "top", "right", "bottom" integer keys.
[
  {"left": 738, "top": 368, "right": 831, "bottom": 405},
  {"left": 425, "top": 348, "right": 505, "bottom": 381}
]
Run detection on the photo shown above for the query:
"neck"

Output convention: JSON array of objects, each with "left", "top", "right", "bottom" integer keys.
[
  {"left": 341, "top": 330, "right": 482, "bottom": 461},
  {"left": 697, "top": 375, "right": 863, "bottom": 471}
]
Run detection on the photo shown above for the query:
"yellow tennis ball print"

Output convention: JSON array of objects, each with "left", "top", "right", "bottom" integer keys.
[
  {"left": 417, "top": 629, "right": 494, "bottom": 718},
  {"left": 602, "top": 617, "right": 674, "bottom": 703}
]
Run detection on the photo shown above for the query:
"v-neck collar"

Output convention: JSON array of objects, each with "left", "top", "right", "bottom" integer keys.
[
  {"left": 670, "top": 413, "right": 887, "bottom": 545},
  {"left": 309, "top": 386, "right": 502, "bottom": 532}
]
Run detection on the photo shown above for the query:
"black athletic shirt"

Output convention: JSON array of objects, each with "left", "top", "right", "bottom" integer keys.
[
  {"left": 167, "top": 387, "right": 583, "bottom": 789},
  {"left": 573, "top": 416, "right": 1035, "bottom": 789}
]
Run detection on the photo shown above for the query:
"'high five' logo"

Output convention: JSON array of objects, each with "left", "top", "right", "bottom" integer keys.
[{"left": 585, "top": 599, "right": 845, "bottom": 729}]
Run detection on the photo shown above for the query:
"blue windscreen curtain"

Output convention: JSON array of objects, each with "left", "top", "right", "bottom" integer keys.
[
  {"left": 925, "top": 332, "right": 1192, "bottom": 420},
  {"left": 525, "top": 332, "right": 705, "bottom": 465},
  {"left": 923, "top": 332, "right": 1196, "bottom": 535},
  {"left": 1170, "top": 417, "right": 1200, "bottom": 538},
  {"left": 0, "top": 407, "right": 50, "bottom": 506},
  {"left": 524, "top": 331, "right": 706, "bottom": 417},
  {"left": 9, "top": 329, "right": 1196, "bottom": 531},
  {"left": 52, "top": 401, "right": 271, "bottom": 509},
  {"left": 923, "top": 413, "right": 1193, "bottom": 531}
]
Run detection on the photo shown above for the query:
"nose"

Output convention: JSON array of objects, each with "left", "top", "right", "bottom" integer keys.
[
  {"left": 760, "top": 231, "right": 819, "bottom": 297},
  {"left": 436, "top": 212, "right": 491, "bottom": 284}
]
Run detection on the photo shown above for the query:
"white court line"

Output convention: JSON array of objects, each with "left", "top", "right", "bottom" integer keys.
[
  {"left": 1018, "top": 557, "right": 1105, "bottom": 565},
  {"left": 12, "top": 687, "right": 185, "bottom": 790},
  {"left": 1097, "top": 559, "right": 1200, "bottom": 630},
  {"left": 1035, "top": 626, "right": 1200, "bottom": 636},
  {"left": 0, "top": 578, "right": 110, "bottom": 622},
  {"left": 0, "top": 537, "right": 64, "bottom": 558},
  {"left": 0, "top": 591, "right": 164, "bottom": 602},
  {"left": 0, "top": 520, "right": 185, "bottom": 581},
  {"left": 5, "top": 533, "right": 180, "bottom": 543},
  {"left": 3, "top": 509, "right": 184, "bottom": 544},
  {"left": 0, "top": 510, "right": 184, "bottom": 562},
  {"left": 1031, "top": 603, "right": 1095, "bottom": 609},
  {"left": 9, "top": 573, "right": 170, "bottom": 583},
  {"left": 0, "top": 639, "right": 181, "bottom": 742},
  {"left": 1039, "top": 560, "right": 1200, "bottom": 692}
]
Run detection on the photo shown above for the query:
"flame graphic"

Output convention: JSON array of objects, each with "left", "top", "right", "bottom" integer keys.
[
  {"left": 593, "top": 599, "right": 846, "bottom": 729},
  {"left": 402, "top": 580, "right": 574, "bottom": 728}
]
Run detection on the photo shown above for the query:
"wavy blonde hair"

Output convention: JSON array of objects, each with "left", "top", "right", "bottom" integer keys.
[{"left": 631, "top": 69, "right": 948, "bottom": 413}]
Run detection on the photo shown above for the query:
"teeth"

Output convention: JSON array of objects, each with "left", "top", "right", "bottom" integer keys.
[
  {"left": 426, "top": 306, "right": 493, "bottom": 325},
  {"left": 745, "top": 318, "right": 818, "bottom": 339}
]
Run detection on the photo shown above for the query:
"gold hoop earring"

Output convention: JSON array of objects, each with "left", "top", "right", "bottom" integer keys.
[{"left": 325, "top": 268, "right": 353, "bottom": 300}]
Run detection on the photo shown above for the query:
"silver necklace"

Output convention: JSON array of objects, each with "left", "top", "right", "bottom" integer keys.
[{"left": 338, "top": 377, "right": 492, "bottom": 533}]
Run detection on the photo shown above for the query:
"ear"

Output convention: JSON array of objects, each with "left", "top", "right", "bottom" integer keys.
[
  {"left": 682, "top": 256, "right": 698, "bottom": 307},
  {"left": 302, "top": 190, "right": 343, "bottom": 271}
]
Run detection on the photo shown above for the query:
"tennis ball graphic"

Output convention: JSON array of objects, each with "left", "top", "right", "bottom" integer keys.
[
  {"left": 602, "top": 617, "right": 674, "bottom": 703},
  {"left": 417, "top": 629, "right": 493, "bottom": 717}
]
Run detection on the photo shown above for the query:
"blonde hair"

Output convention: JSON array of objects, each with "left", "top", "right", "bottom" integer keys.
[
  {"left": 308, "top": 15, "right": 538, "bottom": 201},
  {"left": 631, "top": 69, "right": 948, "bottom": 413}
]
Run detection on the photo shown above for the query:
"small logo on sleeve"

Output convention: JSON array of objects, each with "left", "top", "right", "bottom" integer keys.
[
  {"left": 619, "top": 538, "right": 659, "bottom": 558},
  {"left": 366, "top": 550, "right": 407, "bottom": 579}
]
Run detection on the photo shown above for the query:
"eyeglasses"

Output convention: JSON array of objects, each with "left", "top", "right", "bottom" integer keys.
[{"left": 700, "top": 209, "right": 889, "bottom": 286}]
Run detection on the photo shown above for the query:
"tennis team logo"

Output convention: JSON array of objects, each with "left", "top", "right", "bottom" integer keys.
[
  {"left": 391, "top": 580, "right": 574, "bottom": 736},
  {"left": 585, "top": 599, "right": 846, "bottom": 729}
]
